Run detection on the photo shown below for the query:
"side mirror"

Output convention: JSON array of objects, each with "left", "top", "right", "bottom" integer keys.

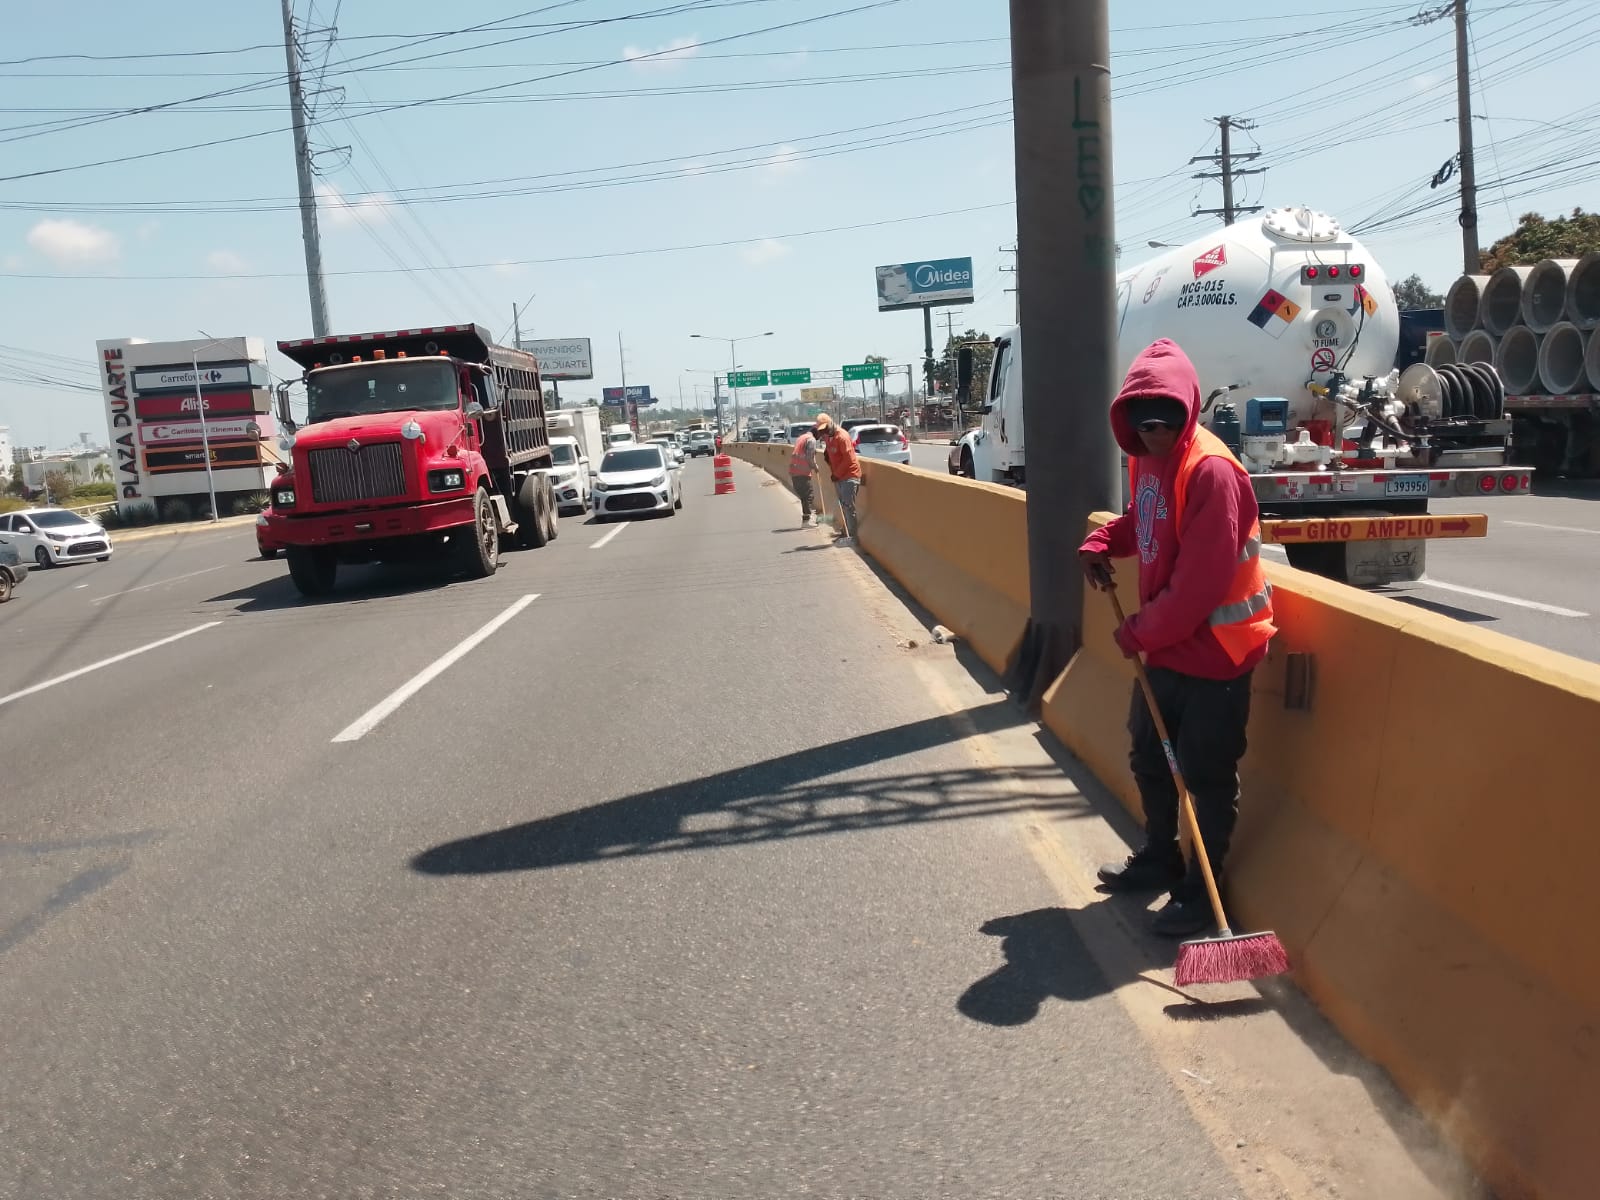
[
  {"left": 463, "top": 402, "right": 486, "bottom": 419},
  {"left": 956, "top": 346, "right": 975, "bottom": 403}
]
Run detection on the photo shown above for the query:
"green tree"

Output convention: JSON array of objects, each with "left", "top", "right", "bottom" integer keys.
[
  {"left": 1478, "top": 208, "right": 1600, "bottom": 272},
  {"left": 91, "top": 461, "right": 111, "bottom": 482},
  {"left": 6, "top": 463, "right": 22, "bottom": 496},
  {"left": 931, "top": 329, "right": 994, "bottom": 405},
  {"left": 1392, "top": 273, "right": 1445, "bottom": 310}
]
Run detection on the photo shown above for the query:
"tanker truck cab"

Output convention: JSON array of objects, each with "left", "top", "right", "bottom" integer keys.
[
  {"left": 953, "top": 330, "right": 1024, "bottom": 485},
  {"left": 952, "top": 206, "right": 1528, "bottom": 587},
  {"left": 270, "top": 323, "right": 558, "bottom": 598}
]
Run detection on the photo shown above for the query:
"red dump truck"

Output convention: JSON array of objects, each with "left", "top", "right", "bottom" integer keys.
[{"left": 268, "top": 323, "right": 557, "bottom": 597}]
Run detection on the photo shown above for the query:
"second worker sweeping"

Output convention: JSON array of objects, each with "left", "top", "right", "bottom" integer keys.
[{"left": 1078, "top": 339, "right": 1276, "bottom": 938}]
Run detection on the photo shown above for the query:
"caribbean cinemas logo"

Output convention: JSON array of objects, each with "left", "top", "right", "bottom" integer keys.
[{"left": 102, "top": 348, "right": 142, "bottom": 498}]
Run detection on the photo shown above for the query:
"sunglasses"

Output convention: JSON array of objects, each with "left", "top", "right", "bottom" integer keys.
[{"left": 1136, "top": 419, "right": 1180, "bottom": 433}]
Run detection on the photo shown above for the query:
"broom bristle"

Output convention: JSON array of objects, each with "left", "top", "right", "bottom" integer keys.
[{"left": 1173, "top": 930, "right": 1290, "bottom": 987}]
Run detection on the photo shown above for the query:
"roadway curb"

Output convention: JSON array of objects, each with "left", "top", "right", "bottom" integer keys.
[{"left": 110, "top": 513, "right": 258, "bottom": 543}]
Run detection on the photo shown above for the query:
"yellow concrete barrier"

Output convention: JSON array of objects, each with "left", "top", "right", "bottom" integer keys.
[{"left": 1043, "top": 512, "right": 1600, "bottom": 1200}]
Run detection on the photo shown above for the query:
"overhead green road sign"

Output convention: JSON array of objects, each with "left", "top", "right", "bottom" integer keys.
[
  {"left": 770, "top": 367, "right": 811, "bottom": 385},
  {"left": 842, "top": 362, "right": 884, "bottom": 381},
  {"left": 729, "top": 370, "right": 768, "bottom": 388}
]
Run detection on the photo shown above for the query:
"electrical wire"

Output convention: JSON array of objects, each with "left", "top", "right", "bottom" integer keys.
[{"left": 0, "top": 199, "right": 1018, "bottom": 281}]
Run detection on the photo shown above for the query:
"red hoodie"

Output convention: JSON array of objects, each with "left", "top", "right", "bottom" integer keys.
[{"left": 1079, "top": 339, "right": 1267, "bottom": 681}]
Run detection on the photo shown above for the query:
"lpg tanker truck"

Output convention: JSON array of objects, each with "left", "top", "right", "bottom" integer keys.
[{"left": 953, "top": 206, "right": 1528, "bottom": 587}]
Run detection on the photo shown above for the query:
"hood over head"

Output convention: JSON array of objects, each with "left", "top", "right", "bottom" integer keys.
[{"left": 1109, "top": 338, "right": 1202, "bottom": 457}]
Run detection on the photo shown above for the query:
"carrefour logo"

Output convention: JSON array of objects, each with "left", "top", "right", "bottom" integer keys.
[
  {"left": 156, "top": 368, "right": 223, "bottom": 385},
  {"left": 913, "top": 263, "right": 971, "bottom": 288}
]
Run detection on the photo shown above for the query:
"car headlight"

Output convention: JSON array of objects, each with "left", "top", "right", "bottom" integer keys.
[
  {"left": 274, "top": 487, "right": 295, "bottom": 507},
  {"left": 592, "top": 478, "right": 609, "bottom": 491},
  {"left": 648, "top": 473, "right": 667, "bottom": 487},
  {"left": 256, "top": 514, "right": 269, "bottom": 527},
  {"left": 46, "top": 531, "right": 69, "bottom": 542},
  {"left": 401, "top": 419, "right": 425, "bottom": 441},
  {"left": 428, "top": 468, "right": 466, "bottom": 492}
]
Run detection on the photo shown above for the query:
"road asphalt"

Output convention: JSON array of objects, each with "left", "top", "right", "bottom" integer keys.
[
  {"left": 0, "top": 457, "right": 1484, "bottom": 1199},
  {"left": 907, "top": 440, "right": 1600, "bottom": 663}
]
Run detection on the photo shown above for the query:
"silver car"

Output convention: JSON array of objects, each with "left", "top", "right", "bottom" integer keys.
[{"left": 0, "top": 508, "right": 114, "bottom": 568}]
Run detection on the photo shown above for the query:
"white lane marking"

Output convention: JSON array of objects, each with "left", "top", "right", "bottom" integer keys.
[
  {"left": 331, "top": 593, "right": 539, "bottom": 743},
  {"left": 1503, "top": 519, "right": 1600, "bottom": 536},
  {"left": 0, "top": 623, "right": 222, "bottom": 710},
  {"left": 589, "top": 522, "right": 630, "bottom": 550},
  {"left": 75, "top": 583, "right": 88, "bottom": 589},
  {"left": 91, "top": 564, "right": 226, "bottom": 604},
  {"left": 1415, "top": 578, "right": 1589, "bottom": 618}
]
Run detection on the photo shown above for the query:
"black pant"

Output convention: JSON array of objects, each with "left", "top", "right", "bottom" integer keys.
[
  {"left": 791, "top": 475, "right": 814, "bottom": 519},
  {"left": 1127, "top": 666, "right": 1253, "bottom": 900}
]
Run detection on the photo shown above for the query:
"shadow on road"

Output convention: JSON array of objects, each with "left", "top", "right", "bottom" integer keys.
[
  {"left": 957, "top": 908, "right": 1113, "bottom": 1025},
  {"left": 206, "top": 562, "right": 462, "bottom": 612},
  {"left": 411, "top": 701, "right": 1077, "bottom": 875},
  {"left": 1384, "top": 594, "right": 1497, "bottom": 623}
]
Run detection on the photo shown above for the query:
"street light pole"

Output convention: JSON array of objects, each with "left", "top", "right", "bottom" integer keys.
[
  {"left": 690, "top": 331, "right": 773, "bottom": 439},
  {"left": 190, "top": 331, "right": 236, "bottom": 522}
]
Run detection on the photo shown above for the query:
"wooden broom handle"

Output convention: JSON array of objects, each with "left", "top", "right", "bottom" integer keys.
[{"left": 1107, "top": 587, "right": 1231, "bottom": 934}]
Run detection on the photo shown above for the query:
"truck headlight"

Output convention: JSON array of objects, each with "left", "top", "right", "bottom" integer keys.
[
  {"left": 401, "top": 419, "right": 425, "bottom": 441},
  {"left": 428, "top": 468, "right": 466, "bottom": 492},
  {"left": 274, "top": 488, "right": 295, "bottom": 507}
]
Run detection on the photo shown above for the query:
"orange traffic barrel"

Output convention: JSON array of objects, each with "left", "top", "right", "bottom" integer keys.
[{"left": 713, "top": 454, "right": 735, "bottom": 495}]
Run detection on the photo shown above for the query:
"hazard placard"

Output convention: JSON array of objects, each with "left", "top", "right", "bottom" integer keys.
[{"left": 1261, "top": 514, "right": 1489, "bottom": 544}]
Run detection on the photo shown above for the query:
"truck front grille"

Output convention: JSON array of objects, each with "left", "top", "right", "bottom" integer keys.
[{"left": 307, "top": 442, "right": 406, "bottom": 504}]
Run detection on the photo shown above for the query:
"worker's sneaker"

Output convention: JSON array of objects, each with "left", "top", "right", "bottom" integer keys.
[
  {"left": 1151, "top": 894, "right": 1215, "bottom": 939},
  {"left": 1096, "top": 845, "right": 1184, "bottom": 893}
]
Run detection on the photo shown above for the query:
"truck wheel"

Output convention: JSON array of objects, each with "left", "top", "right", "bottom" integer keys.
[
  {"left": 516, "top": 474, "right": 549, "bottom": 549},
  {"left": 286, "top": 546, "right": 338, "bottom": 597},
  {"left": 456, "top": 487, "right": 499, "bottom": 578},
  {"left": 542, "top": 476, "right": 559, "bottom": 542}
]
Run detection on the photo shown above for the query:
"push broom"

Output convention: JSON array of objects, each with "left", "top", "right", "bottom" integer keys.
[{"left": 1107, "top": 586, "right": 1290, "bottom": 987}]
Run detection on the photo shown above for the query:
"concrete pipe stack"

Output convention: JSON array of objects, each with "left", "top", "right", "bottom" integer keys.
[{"left": 1443, "top": 256, "right": 1600, "bottom": 394}]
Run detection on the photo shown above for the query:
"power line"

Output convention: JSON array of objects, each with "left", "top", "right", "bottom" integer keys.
[{"left": 0, "top": 198, "right": 1017, "bottom": 281}]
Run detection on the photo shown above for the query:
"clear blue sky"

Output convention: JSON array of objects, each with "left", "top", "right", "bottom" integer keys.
[{"left": 2, "top": 0, "right": 1596, "bottom": 445}]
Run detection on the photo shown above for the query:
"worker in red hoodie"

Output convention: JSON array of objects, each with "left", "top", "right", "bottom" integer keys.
[{"left": 1079, "top": 338, "right": 1276, "bottom": 937}]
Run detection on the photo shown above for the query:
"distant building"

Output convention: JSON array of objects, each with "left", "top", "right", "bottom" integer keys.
[{"left": 0, "top": 426, "right": 11, "bottom": 475}]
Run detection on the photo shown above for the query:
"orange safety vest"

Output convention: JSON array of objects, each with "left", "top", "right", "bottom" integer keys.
[
  {"left": 789, "top": 436, "right": 815, "bottom": 476},
  {"left": 1126, "top": 426, "right": 1276, "bottom": 665}
]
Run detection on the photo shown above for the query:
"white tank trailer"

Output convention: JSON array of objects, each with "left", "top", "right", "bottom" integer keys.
[{"left": 953, "top": 207, "right": 1524, "bottom": 586}]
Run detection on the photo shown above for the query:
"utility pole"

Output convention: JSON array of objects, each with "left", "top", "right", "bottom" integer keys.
[
  {"left": 512, "top": 303, "right": 522, "bottom": 349},
  {"left": 1007, "top": 0, "right": 1118, "bottom": 706},
  {"left": 1453, "top": 0, "right": 1480, "bottom": 272},
  {"left": 280, "top": 0, "right": 330, "bottom": 336},
  {"left": 999, "top": 242, "right": 1019, "bottom": 323},
  {"left": 922, "top": 305, "right": 936, "bottom": 411},
  {"left": 1191, "top": 116, "right": 1264, "bottom": 226}
]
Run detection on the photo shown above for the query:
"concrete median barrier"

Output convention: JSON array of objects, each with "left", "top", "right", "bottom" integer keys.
[{"left": 1044, "top": 513, "right": 1600, "bottom": 1200}]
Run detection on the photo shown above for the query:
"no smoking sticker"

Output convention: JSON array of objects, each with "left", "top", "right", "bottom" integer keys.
[{"left": 1311, "top": 347, "right": 1337, "bottom": 373}]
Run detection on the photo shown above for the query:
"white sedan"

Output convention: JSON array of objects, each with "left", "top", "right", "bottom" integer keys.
[
  {"left": 0, "top": 507, "right": 114, "bottom": 568},
  {"left": 851, "top": 423, "right": 912, "bottom": 465},
  {"left": 592, "top": 444, "right": 683, "bottom": 520}
]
